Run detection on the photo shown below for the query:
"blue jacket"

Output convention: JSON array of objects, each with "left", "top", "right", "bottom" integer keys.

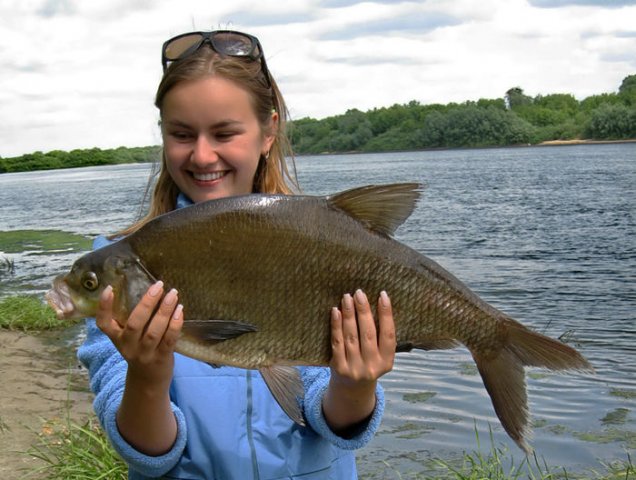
[{"left": 77, "top": 194, "right": 385, "bottom": 479}]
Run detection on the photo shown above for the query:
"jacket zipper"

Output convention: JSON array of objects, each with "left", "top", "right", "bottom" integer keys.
[{"left": 246, "top": 370, "right": 260, "bottom": 480}]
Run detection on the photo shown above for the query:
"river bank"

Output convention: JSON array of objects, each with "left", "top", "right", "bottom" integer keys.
[{"left": 0, "top": 329, "right": 93, "bottom": 479}]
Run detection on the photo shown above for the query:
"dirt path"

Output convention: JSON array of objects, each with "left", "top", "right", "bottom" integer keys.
[{"left": 0, "top": 330, "right": 94, "bottom": 479}]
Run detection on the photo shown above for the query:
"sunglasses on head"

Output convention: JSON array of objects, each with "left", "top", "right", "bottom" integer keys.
[{"left": 161, "top": 30, "right": 272, "bottom": 87}]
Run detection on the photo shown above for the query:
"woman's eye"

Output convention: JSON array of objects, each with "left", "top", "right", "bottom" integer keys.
[
  {"left": 216, "top": 131, "right": 236, "bottom": 140},
  {"left": 81, "top": 272, "right": 99, "bottom": 291},
  {"left": 172, "top": 132, "right": 191, "bottom": 140}
]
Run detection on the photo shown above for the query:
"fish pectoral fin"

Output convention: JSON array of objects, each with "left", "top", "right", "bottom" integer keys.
[
  {"left": 260, "top": 366, "right": 306, "bottom": 427},
  {"left": 182, "top": 319, "right": 258, "bottom": 342},
  {"left": 327, "top": 183, "right": 423, "bottom": 237},
  {"left": 397, "top": 338, "right": 459, "bottom": 352}
]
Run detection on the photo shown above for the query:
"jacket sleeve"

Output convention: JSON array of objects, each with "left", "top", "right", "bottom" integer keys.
[
  {"left": 300, "top": 366, "right": 385, "bottom": 450},
  {"left": 77, "top": 319, "right": 188, "bottom": 477},
  {"left": 76, "top": 236, "right": 188, "bottom": 478}
]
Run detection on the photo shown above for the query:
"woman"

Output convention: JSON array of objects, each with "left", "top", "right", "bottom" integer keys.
[{"left": 78, "top": 30, "right": 396, "bottom": 479}]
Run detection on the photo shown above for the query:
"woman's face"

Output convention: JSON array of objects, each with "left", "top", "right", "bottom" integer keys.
[{"left": 161, "top": 76, "right": 276, "bottom": 203}]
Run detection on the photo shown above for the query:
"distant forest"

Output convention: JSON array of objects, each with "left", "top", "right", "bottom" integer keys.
[{"left": 1, "top": 74, "right": 634, "bottom": 173}]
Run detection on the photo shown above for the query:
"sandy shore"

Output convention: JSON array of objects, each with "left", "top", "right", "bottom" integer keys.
[
  {"left": 0, "top": 330, "right": 94, "bottom": 479},
  {"left": 538, "top": 138, "right": 636, "bottom": 146}
]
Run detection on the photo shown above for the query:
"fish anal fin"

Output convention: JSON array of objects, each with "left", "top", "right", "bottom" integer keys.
[
  {"left": 328, "top": 183, "right": 423, "bottom": 236},
  {"left": 260, "top": 366, "right": 306, "bottom": 427},
  {"left": 474, "top": 349, "right": 532, "bottom": 454},
  {"left": 182, "top": 319, "right": 258, "bottom": 342}
]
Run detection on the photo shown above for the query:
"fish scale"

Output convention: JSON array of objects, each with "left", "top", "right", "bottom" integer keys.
[{"left": 46, "top": 182, "right": 593, "bottom": 451}]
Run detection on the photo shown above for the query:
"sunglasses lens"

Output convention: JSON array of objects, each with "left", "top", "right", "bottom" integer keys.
[
  {"left": 165, "top": 33, "right": 203, "bottom": 61},
  {"left": 213, "top": 32, "right": 258, "bottom": 57}
]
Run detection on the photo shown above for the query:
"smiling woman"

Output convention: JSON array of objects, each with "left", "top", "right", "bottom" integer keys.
[
  {"left": 72, "top": 29, "right": 397, "bottom": 480},
  {"left": 160, "top": 76, "right": 276, "bottom": 203}
]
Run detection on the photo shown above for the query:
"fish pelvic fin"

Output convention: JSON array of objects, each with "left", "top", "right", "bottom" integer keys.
[
  {"left": 474, "top": 322, "right": 593, "bottom": 453},
  {"left": 328, "top": 183, "right": 423, "bottom": 236},
  {"left": 260, "top": 366, "right": 306, "bottom": 427}
]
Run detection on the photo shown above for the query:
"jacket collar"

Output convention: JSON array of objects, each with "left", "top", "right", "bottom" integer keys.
[{"left": 176, "top": 192, "right": 194, "bottom": 210}]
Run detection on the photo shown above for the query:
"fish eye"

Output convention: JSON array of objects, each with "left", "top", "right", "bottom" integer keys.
[{"left": 81, "top": 272, "right": 99, "bottom": 291}]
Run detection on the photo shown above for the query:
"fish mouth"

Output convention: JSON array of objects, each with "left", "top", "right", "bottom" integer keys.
[{"left": 45, "top": 277, "right": 78, "bottom": 319}]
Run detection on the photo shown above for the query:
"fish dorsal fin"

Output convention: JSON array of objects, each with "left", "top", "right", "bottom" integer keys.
[{"left": 327, "top": 183, "right": 423, "bottom": 236}]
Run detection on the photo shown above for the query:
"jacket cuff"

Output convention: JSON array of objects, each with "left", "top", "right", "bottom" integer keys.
[
  {"left": 101, "top": 398, "right": 187, "bottom": 478},
  {"left": 302, "top": 368, "right": 385, "bottom": 450}
]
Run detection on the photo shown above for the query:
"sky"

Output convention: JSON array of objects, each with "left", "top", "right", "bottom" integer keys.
[{"left": 1, "top": 0, "right": 635, "bottom": 158}]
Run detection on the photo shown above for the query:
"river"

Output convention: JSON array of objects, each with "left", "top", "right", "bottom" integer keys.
[{"left": 0, "top": 143, "right": 634, "bottom": 477}]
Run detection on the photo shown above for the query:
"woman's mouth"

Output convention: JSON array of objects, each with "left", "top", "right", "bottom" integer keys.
[{"left": 191, "top": 171, "right": 227, "bottom": 182}]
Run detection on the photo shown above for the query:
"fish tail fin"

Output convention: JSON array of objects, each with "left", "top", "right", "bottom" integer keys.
[{"left": 473, "top": 321, "right": 593, "bottom": 453}]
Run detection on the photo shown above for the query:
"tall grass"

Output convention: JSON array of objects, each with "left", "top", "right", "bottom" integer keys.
[
  {"left": 24, "top": 415, "right": 634, "bottom": 480},
  {"left": 0, "top": 294, "right": 75, "bottom": 331},
  {"left": 430, "top": 427, "right": 634, "bottom": 480},
  {"left": 25, "top": 415, "right": 127, "bottom": 480}
]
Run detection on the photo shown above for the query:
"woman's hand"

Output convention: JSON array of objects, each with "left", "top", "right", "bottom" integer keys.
[
  {"left": 96, "top": 280, "right": 184, "bottom": 387},
  {"left": 323, "top": 289, "right": 396, "bottom": 434},
  {"left": 95, "top": 280, "right": 184, "bottom": 455}
]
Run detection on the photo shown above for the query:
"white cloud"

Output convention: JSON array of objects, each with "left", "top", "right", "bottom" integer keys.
[{"left": 0, "top": 0, "right": 635, "bottom": 157}]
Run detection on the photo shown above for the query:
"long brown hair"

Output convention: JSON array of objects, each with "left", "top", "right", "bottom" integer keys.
[{"left": 116, "top": 46, "right": 298, "bottom": 237}]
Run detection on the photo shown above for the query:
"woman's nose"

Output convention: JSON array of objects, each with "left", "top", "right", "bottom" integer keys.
[{"left": 191, "top": 136, "right": 218, "bottom": 165}]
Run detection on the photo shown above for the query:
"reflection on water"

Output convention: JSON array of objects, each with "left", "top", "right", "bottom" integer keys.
[{"left": 0, "top": 144, "right": 634, "bottom": 474}]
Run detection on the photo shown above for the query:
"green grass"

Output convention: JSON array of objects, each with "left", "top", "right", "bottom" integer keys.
[
  {"left": 429, "top": 428, "right": 634, "bottom": 480},
  {"left": 0, "top": 294, "right": 75, "bottom": 331},
  {"left": 23, "top": 414, "right": 635, "bottom": 480},
  {"left": 24, "top": 416, "right": 127, "bottom": 480},
  {"left": 0, "top": 230, "right": 92, "bottom": 254}
]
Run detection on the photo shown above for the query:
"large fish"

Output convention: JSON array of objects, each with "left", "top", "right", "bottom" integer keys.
[{"left": 46, "top": 183, "right": 592, "bottom": 452}]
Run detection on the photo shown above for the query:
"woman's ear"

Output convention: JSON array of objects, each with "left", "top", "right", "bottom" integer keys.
[{"left": 262, "top": 110, "right": 279, "bottom": 155}]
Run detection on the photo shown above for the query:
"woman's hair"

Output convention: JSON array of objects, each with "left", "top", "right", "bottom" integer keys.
[{"left": 116, "top": 45, "right": 298, "bottom": 237}]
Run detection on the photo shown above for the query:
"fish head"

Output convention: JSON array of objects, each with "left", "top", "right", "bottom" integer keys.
[{"left": 46, "top": 247, "right": 153, "bottom": 324}]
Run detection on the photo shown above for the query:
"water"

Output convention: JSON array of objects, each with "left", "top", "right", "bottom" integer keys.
[{"left": 0, "top": 144, "right": 634, "bottom": 475}]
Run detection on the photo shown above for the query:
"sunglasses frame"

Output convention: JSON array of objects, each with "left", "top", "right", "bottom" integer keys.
[{"left": 161, "top": 30, "right": 272, "bottom": 88}]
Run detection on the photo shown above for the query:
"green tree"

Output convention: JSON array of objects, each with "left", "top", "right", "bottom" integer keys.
[
  {"left": 505, "top": 87, "right": 533, "bottom": 109},
  {"left": 586, "top": 103, "right": 636, "bottom": 139}
]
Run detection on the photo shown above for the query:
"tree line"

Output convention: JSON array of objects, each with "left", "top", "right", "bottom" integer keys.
[
  {"left": 1, "top": 75, "right": 634, "bottom": 173},
  {"left": 290, "top": 74, "right": 636, "bottom": 154}
]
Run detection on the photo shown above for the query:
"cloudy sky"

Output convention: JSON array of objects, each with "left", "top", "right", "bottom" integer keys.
[{"left": 1, "top": 0, "right": 635, "bottom": 158}]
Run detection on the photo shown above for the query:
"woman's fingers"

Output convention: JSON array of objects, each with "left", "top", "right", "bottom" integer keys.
[
  {"left": 140, "top": 288, "right": 179, "bottom": 349},
  {"left": 96, "top": 280, "right": 183, "bottom": 362},
  {"left": 353, "top": 289, "right": 379, "bottom": 360},
  {"left": 330, "top": 290, "right": 396, "bottom": 383},
  {"left": 125, "top": 281, "right": 165, "bottom": 341},
  {"left": 96, "top": 285, "right": 122, "bottom": 337},
  {"left": 377, "top": 290, "right": 397, "bottom": 367},
  {"left": 340, "top": 293, "right": 361, "bottom": 361}
]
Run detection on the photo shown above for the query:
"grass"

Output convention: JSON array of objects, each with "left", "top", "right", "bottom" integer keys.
[
  {"left": 0, "top": 294, "right": 76, "bottom": 332},
  {"left": 367, "top": 425, "right": 635, "bottom": 480},
  {"left": 429, "top": 427, "right": 635, "bottom": 480},
  {"left": 23, "top": 414, "right": 634, "bottom": 480},
  {"left": 24, "top": 415, "right": 127, "bottom": 480}
]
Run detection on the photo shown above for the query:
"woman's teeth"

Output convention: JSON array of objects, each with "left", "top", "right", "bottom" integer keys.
[{"left": 192, "top": 171, "right": 225, "bottom": 181}]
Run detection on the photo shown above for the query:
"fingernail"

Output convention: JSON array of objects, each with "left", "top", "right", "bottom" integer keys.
[
  {"left": 380, "top": 290, "right": 390, "bottom": 307},
  {"left": 343, "top": 293, "right": 353, "bottom": 310},
  {"left": 172, "top": 304, "right": 183, "bottom": 320},
  {"left": 164, "top": 288, "right": 178, "bottom": 306},
  {"left": 101, "top": 285, "right": 113, "bottom": 301},
  {"left": 354, "top": 289, "right": 367, "bottom": 303},
  {"left": 149, "top": 281, "right": 164, "bottom": 297}
]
